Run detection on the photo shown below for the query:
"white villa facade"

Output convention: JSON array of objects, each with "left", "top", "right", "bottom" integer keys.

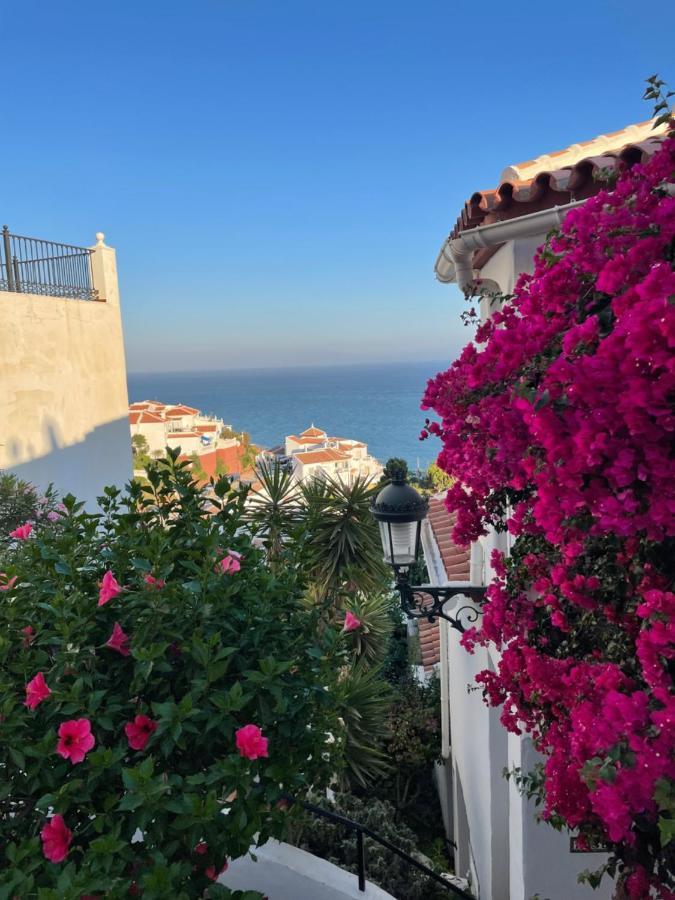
[
  {"left": 283, "top": 426, "right": 383, "bottom": 484},
  {"left": 424, "top": 118, "right": 668, "bottom": 900},
  {"left": 129, "top": 401, "right": 227, "bottom": 457}
]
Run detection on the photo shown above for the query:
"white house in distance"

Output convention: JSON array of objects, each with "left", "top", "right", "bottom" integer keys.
[
  {"left": 0, "top": 229, "right": 132, "bottom": 506},
  {"left": 283, "top": 425, "right": 383, "bottom": 484},
  {"left": 424, "top": 118, "right": 668, "bottom": 900},
  {"left": 128, "top": 401, "right": 227, "bottom": 457}
]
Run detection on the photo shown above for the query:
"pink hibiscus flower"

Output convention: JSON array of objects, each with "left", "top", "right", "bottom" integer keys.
[
  {"left": 56, "top": 718, "right": 95, "bottom": 764},
  {"left": 343, "top": 611, "right": 361, "bottom": 632},
  {"left": 106, "top": 622, "right": 130, "bottom": 656},
  {"left": 144, "top": 573, "right": 166, "bottom": 590},
  {"left": 24, "top": 672, "right": 51, "bottom": 710},
  {"left": 10, "top": 523, "right": 32, "bottom": 540},
  {"left": 0, "top": 573, "right": 17, "bottom": 591},
  {"left": 235, "top": 724, "right": 269, "bottom": 760},
  {"left": 125, "top": 714, "right": 157, "bottom": 751},
  {"left": 215, "top": 549, "right": 242, "bottom": 575},
  {"left": 205, "top": 862, "right": 229, "bottom": 881},
  {"left": 41, "top": 814, "right": 72, "bottom": 863},
  {"left": 98, "top": 570, "right": 122, "bottom": 607},
  {"left": 21, "top": 625, "right": 35, "bottom": 648}
]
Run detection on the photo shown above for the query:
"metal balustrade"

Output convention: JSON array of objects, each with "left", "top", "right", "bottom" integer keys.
[{"left": 1, "top": 225, "right": 98, "bottom": 301}]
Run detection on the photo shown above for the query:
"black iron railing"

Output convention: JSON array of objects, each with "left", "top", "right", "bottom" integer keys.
[
  {"left": 1, "top": 225, "right": 98, "bottom": 301},
  {"left": 300, "top": 800, "right": 474, "bottom": 898}
]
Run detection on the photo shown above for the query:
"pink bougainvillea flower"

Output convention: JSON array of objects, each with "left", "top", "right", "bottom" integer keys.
[
  {"left": 56, "top": 718, "right": 95, "bottom": 764},
  {"left": 106, "top": 622, "right": 131, "bottom": 656},
  {"left": 205, "top": 862, "right": 229, "bottom": 882},
  {"left": 194, "top": 841, "right": 208, "bottom": 855},
  {"left": 22, "top": 625, "right": 35, "bottom": 647},
  {"left": 235, "top": 724, "right": 269, "bottom": 760},
  {"left": 98, "top": 570, "right": 122, "bottom": 606},
  {"left": 215, "top": 550, "right": 242, "bottom": 575},
  {"left": 144, "top": 573, "right": 166, "bottom": 590},
  {"left": 10, "top": 522, "right": 32, "bottom": 540},
  {"left": 125, "top": 714, "right": 157, "bottom": 751},
  {"left": 40, "top": 814, "right": 72, "bottom": 863},
  {"left": 343, "top": 611, "right": 361, "bottom": 632},
  {"left": 0, "top": 573, "right": 17, "bottom": 591},
  {"left": 25, "top": 672, "right": 51, "bottom": 710}
]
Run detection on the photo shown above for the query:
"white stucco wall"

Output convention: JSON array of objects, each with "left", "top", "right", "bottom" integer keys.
[{"left": 0, "top": 238, "right": 132, "bottom": 507}]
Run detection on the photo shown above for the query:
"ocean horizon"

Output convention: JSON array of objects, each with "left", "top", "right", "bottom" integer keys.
[{"left": 127, "top": 359, "right": 452, "bottom": 471}]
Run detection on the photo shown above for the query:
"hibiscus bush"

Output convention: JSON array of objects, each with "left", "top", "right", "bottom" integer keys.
[
  {"left": 422, "top": 119, "right": 675, "bottom": 897},
  {"left": 0, "top": 452, "right": 341, "bottom": 898}
]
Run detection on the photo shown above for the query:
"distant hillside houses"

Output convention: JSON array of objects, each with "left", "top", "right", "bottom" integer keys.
[
  {"left": 280, "top": 425, "right": 383, "bottom": 484},
  {"left": 128, "top": 400, "right": 251, "bottom": 481}
]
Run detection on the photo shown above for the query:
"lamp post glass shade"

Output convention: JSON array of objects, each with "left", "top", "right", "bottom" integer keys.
[{"left": 371, "top": 477, "right": 428, "bottom": 572}]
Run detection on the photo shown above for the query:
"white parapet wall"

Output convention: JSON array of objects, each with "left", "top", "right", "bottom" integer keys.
[
  {"left": 0, "top": 234, "right": 132, "bottom": 507},
  {"left": 220, "top": 839, "right": 397, "bottom": 900}
]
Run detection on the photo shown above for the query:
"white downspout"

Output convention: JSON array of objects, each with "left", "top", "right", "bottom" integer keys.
[{"left": 435, "top": 200, "right": 585, "bottom": 290}]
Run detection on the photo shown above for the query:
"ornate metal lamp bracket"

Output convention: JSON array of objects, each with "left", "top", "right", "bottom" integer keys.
[{"left": 395, "top": 575, "right": 487, "bottom": 633}]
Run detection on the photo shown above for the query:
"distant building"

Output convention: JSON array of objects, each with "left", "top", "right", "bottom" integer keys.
[
  {"left": 128, "top": 401, "right": 226, "bottom": 457},
  {"left": 283, "top": 426, "right": 382, "bottom": 485}
]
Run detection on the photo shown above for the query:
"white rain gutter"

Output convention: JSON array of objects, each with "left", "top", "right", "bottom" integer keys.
[{"left": 434, "top": 199, "right": 586, "bottom": 291}]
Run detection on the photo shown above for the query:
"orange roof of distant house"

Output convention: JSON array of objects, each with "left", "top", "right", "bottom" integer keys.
[
  {"left": 300, "top": 426, "right": 327, "bottom": 438},
  {"left": 287, "top": 434, "right": 325, "bottom": 445},
  {"left": 179, "top": 444, "right": 248, "bottom": 481},
  {"left": 194, "top": 424, "right": 218, "bottom": 433},
  {"left": 166, "top": 432, "right": 200, "bottom": 439},
  {"left": 295, "top": 449, "right": 350, "bottom": 464},
  {"left": 129, "top": 411, "right": 164, "bottom": 425},
  {"left": 129, "top": 402, "right": 150, "bottom": 411},
  {"left": 165, "top": 405, "right": 199, "bottom": 417}
]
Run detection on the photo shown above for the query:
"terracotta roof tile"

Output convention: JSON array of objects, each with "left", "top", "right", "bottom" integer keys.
[
  {"left": 300, "top": 426, "right": 327, "bottom": 437},
  {"left": 447, "top": 118, "right": 669, "bottom": 244},
  {"left": 129, "top": 411, "right": 164, "bottom": 425},
  {"left": 418, "top": 497, "right": 472, "bottom": 670},
  {"left": 295, "top": 448, "right": 350, "bottom": 464}
]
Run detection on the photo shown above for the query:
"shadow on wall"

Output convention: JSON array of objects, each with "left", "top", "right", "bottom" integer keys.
[{"left": 4, "top": 416, "right": 133, "bottom": 509}]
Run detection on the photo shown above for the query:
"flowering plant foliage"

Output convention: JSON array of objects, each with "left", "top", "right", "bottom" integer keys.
[
  {"left": 0, "top": 453, "right": 341, "bottom": 898},
  {"left": 421, "top": 127, "right": 675, "bottom": 895}
]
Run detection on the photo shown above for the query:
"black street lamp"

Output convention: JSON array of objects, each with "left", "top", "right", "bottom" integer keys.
[{"left": 371, "top": 472, "right": 486, "bottom": 633}]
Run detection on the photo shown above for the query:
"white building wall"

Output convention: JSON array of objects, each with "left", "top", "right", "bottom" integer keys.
[
  {"left": 130, "top": 421, "right": 167, "bottom": 455},
  {"left": 0, "top": 235, "right": 132, "bottom": 507}
]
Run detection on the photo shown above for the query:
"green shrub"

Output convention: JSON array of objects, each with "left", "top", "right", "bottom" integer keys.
[
  {"left": 0, "top": 472, "right": 59, "bottom": 540},
  {"left": 0, "top": 453, "right": 341, "bottom": 898}
]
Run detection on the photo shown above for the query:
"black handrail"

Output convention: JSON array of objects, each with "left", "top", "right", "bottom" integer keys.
[
  {"left": 1, "top": 225, "right": 97, "bottom": 301},
  {"left": 300, "top": 799, "right": 474, "bottom": 899}
]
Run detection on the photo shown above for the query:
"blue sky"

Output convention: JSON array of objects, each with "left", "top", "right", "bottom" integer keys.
[{"left": 2, "top": 1, "right": 672, "bottom": 372}]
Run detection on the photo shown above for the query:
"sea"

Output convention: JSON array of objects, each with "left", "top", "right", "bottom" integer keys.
[{"left": 127, "top": 360, "right": 450, "bottom": 472}]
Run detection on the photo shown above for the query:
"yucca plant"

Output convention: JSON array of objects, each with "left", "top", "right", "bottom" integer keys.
[
  {"left": 341, "top": 593, "right": 395, "bottom": 668},
  {"left": 302, "top": 475, "right": 388, "bottom": 601},
  {"left": 243, "top": 460, "right": 300, "bottom": 566},
  {"left": 334, "top": 663, "right": 393, "bottom": 789}
]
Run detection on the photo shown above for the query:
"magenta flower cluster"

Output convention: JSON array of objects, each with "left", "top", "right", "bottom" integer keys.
[{"left": 422, "top": 131, "right": 675, "bottom": 895}]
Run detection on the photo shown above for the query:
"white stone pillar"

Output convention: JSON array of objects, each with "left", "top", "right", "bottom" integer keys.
[{"left": 89, "top": 232, "right": 120, "bottom": 305}]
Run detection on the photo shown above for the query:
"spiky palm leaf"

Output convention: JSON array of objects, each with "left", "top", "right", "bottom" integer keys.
[
  {"left": 335, "top": 663, "right": 393, "bottom": 788},
  {"left": 342, "top": 593, "right": 396, "bottom": 668},
  {"left": 244, "top": 460, "right": 301, "bottom": 562},
  {"left": 305, "top": 475, "right": 388, "bottom": 599}
]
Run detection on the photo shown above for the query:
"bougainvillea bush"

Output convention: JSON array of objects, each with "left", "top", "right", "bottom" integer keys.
[
  {"left": 0, "top": 454, "right": 341, "bottom": 898},
  {"left": 421, "top": 125, "right": 675, "bottom": 897}
]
